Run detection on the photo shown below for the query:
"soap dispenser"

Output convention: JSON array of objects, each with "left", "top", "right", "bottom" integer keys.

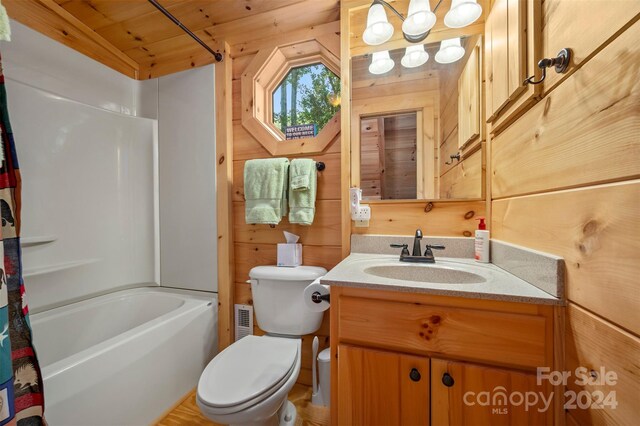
[{"left": 474, "top": 217, "right": 490, "bottom": 263}]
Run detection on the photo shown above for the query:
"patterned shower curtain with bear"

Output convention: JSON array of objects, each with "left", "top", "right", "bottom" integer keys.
[{"left": 0, "top": 54, "right": 45, "bottom": 426}]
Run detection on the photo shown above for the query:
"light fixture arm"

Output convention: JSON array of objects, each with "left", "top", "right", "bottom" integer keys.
[
  {"left": 371, "top": 0, "right": 445, "bottom": 43},
  {"left": 372, "top": 0, "right": 407, "bottom": 21}
]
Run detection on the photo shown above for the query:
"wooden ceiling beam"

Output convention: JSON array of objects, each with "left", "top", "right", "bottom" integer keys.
[
  {"left": 37, "top": 0, "right": 140, "bottom": 72},
  {"left": 4, "top": 0, "right": 139, "bottom": 78}
]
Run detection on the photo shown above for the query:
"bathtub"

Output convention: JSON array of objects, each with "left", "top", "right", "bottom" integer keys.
[{"left": 30, "top": 287, "right": 217, "bottom": 426}]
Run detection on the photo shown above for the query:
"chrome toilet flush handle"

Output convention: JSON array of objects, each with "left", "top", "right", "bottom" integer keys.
[{"left": 524, "top": 48, "right": 572, "bottom": 85}]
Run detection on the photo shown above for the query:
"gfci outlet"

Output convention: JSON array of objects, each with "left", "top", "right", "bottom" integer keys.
[{"left": 351, "top": 205, "right": 371, "bottom": 221}]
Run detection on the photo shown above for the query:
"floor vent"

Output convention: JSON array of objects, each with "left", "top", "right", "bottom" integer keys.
[{"left": 234, "top": 304, "right": 253, "bottom": 342}]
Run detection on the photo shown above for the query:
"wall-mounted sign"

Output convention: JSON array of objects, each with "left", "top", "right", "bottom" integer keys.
[{"left": 285, "top": 124, "right": 317, "bottom": 140}]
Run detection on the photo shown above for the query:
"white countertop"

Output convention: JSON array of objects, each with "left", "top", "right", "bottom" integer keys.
[{"left": 321, "top": 253, "right": 563, "bottom": 305}]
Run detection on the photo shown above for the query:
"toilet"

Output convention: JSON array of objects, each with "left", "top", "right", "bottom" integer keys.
[{"left": 197, "top": 266, "right": 327, "bottom": 426}]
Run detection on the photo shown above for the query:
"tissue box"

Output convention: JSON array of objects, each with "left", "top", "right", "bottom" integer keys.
[{"left": 277, "top": 243, "right": 302, "bottom": 267}]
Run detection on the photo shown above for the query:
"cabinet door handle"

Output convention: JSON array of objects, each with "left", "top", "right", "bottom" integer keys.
[
  {"left": 442, "top": 372, "right": 455, "bottom": 387},
  {"left": 409, "top": 368, "right": 421, "bottom": 382}
]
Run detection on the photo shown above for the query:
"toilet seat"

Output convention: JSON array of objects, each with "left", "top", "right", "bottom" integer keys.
[{"left": 197, "top": 335, "right": 299, "bottom": 415}]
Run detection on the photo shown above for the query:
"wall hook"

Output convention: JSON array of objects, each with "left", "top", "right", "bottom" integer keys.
[
  {"left": 524, "top": 48, "right": 572, "bottom": 85},
  {"left": 445, "top": 153, "right": 461, "bottom": 165}
]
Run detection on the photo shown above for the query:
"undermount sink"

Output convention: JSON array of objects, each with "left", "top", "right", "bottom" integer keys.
[{"left": 363, "top": 265, "right": 486, "bottom": 284}]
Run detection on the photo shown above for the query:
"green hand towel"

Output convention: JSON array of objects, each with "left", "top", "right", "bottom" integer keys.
[
  {"left": 288, "top": 159, "right": 317, "bottom": 225},
  {"left": 244, "top": 158, "right": 289, "bottom": 225}
]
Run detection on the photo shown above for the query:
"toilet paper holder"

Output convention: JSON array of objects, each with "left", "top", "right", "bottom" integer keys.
[{"left": 311, "top": 291, "right": 330, "bottom": 304}]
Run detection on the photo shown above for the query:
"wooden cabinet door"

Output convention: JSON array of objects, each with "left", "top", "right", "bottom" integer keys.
[
  {"left": 458, "top": 44, "right": 480, "bottom": 148},
  {"left": 485, "top": 0, "right": 528, "bottom": 122},
  {"left": 431, "top": 359, "right": 551, "bottom": 426},
  {"left": 337, "top": 345, "right": 429, "bottom": 425}
]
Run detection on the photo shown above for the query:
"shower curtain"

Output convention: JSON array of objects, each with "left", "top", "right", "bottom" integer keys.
[{"left": 0, "top": 54, "right": 44, "bottom": 426}]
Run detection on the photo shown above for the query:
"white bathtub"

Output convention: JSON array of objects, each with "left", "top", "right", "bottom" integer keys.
[{"left": 30, "top": 287, "right": 217, "bottom": 426}]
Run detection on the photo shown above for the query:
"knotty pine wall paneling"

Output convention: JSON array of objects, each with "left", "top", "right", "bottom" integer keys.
[
  {"left": 489, "top": 10, "right": 640, "bottom": 425},
  {"left": 229, "top": 24, "right": 342, "bottom": 386}
]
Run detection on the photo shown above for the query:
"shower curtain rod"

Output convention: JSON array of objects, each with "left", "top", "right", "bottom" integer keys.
[{"left": 147, "top": 0, "right": 223, "bottom": 62}]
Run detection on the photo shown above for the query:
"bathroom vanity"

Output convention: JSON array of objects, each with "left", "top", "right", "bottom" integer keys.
[{"left": 324, "top": 250, "right": 564, "bottom": 425}]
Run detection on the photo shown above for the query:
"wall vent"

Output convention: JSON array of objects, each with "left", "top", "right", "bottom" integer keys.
[{"left": 234, "top": 304, "right": 253, "bottom": 342}]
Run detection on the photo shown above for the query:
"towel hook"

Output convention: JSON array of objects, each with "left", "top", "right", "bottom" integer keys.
[
  {"left": 445, "top": 153, "right": 461, "bottom": 165},
  {"left": 524, "top": 48, "right": 572, "bottom": 85},
  {"left": 316, "top": 162, "right": 326, "bottom": 171}
]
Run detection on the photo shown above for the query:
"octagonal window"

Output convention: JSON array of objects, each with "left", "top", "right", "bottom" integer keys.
[{"left": 271, "top": 63, "right": 341, "bottom": 139}]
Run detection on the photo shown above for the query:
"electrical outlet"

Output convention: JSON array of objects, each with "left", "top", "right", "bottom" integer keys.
[
  {"left": 354, "top": 219, "right": 369, "bottom": 228},
  {"left": 351, "top": 205, "right": 371, "bottom": 221}
]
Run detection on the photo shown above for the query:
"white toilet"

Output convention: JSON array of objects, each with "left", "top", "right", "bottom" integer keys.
[{"left": 197, "top": 266, "right": 327, "bottom": 426}]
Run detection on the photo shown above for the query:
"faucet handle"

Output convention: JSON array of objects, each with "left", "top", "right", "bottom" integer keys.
[
  {"left": 390, "top": 243, "right": 410, "bottom": 257},
  {"left": 424, "top": 244, "right": 445, "bottom": 258}
]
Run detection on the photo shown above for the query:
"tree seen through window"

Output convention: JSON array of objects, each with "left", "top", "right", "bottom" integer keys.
[{"left": 272, "top": 63, "right": 341, "bottom": 136}]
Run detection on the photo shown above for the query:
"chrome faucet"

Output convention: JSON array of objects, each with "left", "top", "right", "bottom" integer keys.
[{"left": 390, "top": 229, "right": 445, "bottom": 263}]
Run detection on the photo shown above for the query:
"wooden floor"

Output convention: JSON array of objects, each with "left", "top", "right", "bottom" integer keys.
[{"left": 155, "top": 384, "right": 329, "bottom": 426}]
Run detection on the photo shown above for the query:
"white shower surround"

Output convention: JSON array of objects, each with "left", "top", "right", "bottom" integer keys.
[{"left": 8, "top": 79, "right": 159, "bottom": 312}]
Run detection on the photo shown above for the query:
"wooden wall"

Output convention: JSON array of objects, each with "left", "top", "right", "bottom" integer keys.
[
  {"left": 489, "top": 8, "right": 640, "bottom": 425},
  {"left": 226, "top": 23, "right": 342, "bottom": 386},
  {"left": 359, "top": 117, "right": 385, "bottom": 199}
]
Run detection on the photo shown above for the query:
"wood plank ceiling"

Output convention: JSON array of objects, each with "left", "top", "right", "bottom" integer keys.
[{"left": 4, "top": 0, "right": 340, "bottom": 79}]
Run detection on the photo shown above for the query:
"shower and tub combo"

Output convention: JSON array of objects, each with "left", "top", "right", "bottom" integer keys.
[{"left": 5, "top": 61, "right": 218, "bottom": 425}]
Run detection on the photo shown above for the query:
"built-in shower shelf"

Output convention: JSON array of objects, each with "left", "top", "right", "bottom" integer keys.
[
  {"left": 23, "top": 258, "right": 99, "bottom": 278},
  {"left": 21, "top": 235, "right": 58, "bottom": 247}
]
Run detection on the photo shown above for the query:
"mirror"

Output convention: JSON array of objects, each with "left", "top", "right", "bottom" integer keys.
[
  {"left": 351, "top": 35, "right": 484, "bottom": 201},
  {"left": 361, "top": 112, "right": 420, "bottom": 199}
]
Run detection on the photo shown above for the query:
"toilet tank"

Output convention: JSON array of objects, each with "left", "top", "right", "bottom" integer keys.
[{"left": 249, "top": 266, "right": 327, "bottom": 336}]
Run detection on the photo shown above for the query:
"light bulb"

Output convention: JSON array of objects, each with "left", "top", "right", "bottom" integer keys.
[
  {"left": 434, "top": 37, "right": 465, "bottom": 64},
  {"left": 363, "top": 3, "right": 394, "bottom": 45},
  {"left": 401, "top": 44, "right": 429, "bottom": 68},
  {"left": 402, "top": 0, "right": 436, "bottom": 36},
  {"left": 444, "top": 0, "right": 482, "bottom": 28},
  {"left": 369, "top": 50, "right": 395, "bottom": 74}
]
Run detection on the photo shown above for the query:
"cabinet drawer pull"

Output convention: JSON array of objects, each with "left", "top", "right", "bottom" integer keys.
[
  {"left": 442, "top": 372, "right": 455, "bottom": 387},
  {"left": 409, "top": 368, "right": 421, "bottom": 382}
]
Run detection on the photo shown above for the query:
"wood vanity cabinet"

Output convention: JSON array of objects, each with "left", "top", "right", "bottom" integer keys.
[
  {"left": 484, "top": 0, "right": 541, "bottom": 132},
  {"left": 331, "top": 287, "right": 559, "bottom": 425},
  {"left": 337, "top": 345, "right": 430, "bottom": 425}
]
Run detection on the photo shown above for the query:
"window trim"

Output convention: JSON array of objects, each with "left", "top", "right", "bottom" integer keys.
[{"left": 241, "top": 38, "right": 341, "bottom": 156}]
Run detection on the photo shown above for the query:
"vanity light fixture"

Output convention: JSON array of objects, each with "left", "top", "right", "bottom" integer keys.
[
  {"left": 363, "top": 0, "right": 482, "bottom": 46},
  {"left": 444, "top": 0, "right": 483, "bottom": 28},
  {"left": 434, "top": 37, "right": 465, "bottom": 63},
  {"left": 402, "top": 0, "right": 436, "bottom": 40},
  {"left": 362, "top": 3, "right": 395, "bottom": 45},
  {"left": 401, "top": 44, "right": 429, "bottom": 68},
  {"left": 369, "top": 50, "right": 395, "bottom": 74}
]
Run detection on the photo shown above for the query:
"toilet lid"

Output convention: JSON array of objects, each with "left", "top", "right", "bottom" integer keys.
[{"left": 198, "top": 335, "right": 298, "bottom": 408}]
